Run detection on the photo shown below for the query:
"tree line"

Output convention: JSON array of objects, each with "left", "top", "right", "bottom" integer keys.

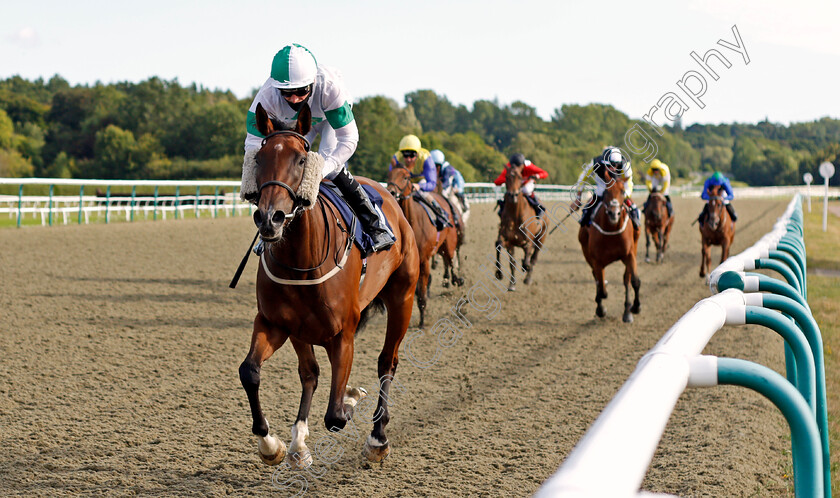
[{"left": 1, "top": 75, "right": 838, "bottom": 186}]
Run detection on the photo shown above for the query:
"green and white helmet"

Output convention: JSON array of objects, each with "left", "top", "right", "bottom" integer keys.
[{"left": 269, "top": 44, "right": 318, "bottom": 89}]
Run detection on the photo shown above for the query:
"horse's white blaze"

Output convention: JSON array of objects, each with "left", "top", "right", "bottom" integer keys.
[{"left": 258, "top": 434, "right": 284, "bottom": 457}]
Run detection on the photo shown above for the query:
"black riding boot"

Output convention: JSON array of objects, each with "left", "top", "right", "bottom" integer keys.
[
  {"left": 698, "top": 204, "right": 708, "bottom": 227},
  {"left": 725, "top": 203, "right": 738, "bottom": 222},
  {"left": 456, "top": 192, "right": 469, "bottom": 212},
  {"left": 496, "top": 198, "right": 504, "bottom": 217},
  {"left": 665, "top": 195, "right": 673, "bottom": 217},
  {"left": 579, "top": 195, "right": 600, "bottom": 226},
  {"left": 627, "top": 200, "right": 641, "bottom": 229},
  {"left": 332, "top": 169, "right": 394, "bottom": 254}
]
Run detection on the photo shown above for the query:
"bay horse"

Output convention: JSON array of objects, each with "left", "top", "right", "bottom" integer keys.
[
  {"left": 578, "top": 173, "right": 641, "bottom": 322},
  {"left": 494, "top": 162, "right": 546, "bottom": 291},
  {"left": 643, "top": 188, "right": 674, "bottom": 263},
  {"left": 699, "top": 185, "right": 735, "bottom": 278},
  {"left": 386, "top": 165, "right": 462, "bottom": 328},
  {"left": 240, "top": 103, "right": 419, "bottom": 469}
]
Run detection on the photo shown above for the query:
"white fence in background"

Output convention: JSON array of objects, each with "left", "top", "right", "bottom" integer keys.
[{"left": 1, "top": 178, "right": 836, "bottom": 227}]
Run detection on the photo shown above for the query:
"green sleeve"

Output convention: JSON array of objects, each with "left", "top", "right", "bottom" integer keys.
[{"left": 324, "top": 101, "right": 354, "bottom": 129}]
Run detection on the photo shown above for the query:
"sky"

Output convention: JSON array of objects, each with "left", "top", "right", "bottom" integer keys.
[{"left": 2, "top": 0, "right": 840, "bottom": 126}]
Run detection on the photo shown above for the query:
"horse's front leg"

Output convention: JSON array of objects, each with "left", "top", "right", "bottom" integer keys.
[
  {"left": 324, "top": 328, "right": 357, "bottom": 433},
  {"left": 699, "top": 241, "right": 710, "bottom": 278},
  {"left": 592, "top": 265, "right": 606, "bottom": 318},
  {"left": 285, "top": 338, "right": 320, "bottom": 470},
  {"left": 494, "top": 238, "right": 504, "bottom": 280},
  {"left": 239, "top": 314, "right": 289, "bottom": 465},
  {"left": 416, "top": 259, "right": 430, "bottom": 328},
  {"left": 506, "top": 244, "right": 517, "bottom": 292},
  {"left": 720, "top": 236, "right": 731, "bottom": 264},
  {"left": 656, "top": 228, "right": 665, "bottom": 263},
  {"left": 644, "top": 227, "right": 652, "bottom": 263}
]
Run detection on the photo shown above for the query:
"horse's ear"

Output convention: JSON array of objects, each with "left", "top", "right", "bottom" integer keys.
[
  {"left": 295, "top": 104, "right": 312, "bottom": 137},
  {"left": 255, "top": 103, "right": 275, "bottom": 136}
]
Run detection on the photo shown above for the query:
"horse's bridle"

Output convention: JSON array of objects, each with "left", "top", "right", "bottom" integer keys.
[
  {"left": 706, "top": 194, "right": 727, "bottom": 229},
  {"left": 255, "top": 130, "right": 312, "bottom": 223},
  {"left": 386, "top": 165, "right": 416, "bottom": 201}
]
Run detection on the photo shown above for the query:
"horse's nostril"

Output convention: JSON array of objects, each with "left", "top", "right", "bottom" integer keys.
[
  {"left": 253, "top": 211, "right": 263, "bottom": 225},
  {"left": 272, "top": 211, "right": 286, "bottom": 224}
]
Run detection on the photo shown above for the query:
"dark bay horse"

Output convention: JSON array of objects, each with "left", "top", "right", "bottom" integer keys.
[
  {"left": 699, "top": 185, "right": 735, "bottom": 277},
  {"left": 495, "top": 163, "right": 546, "bottom": 291},
  {"left": 386, "top": 165, "right": 462, "bottom": 328},
  {"left": 578, "top": 173, "right": 641, "bottom": 322},
  {"left": 643, "top": 189, "right": 674, "bottom": 263},
  {"left": 240, "top": 103, "right": 419, "bottom": 468}
]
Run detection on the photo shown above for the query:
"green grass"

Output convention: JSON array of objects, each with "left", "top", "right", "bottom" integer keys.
[{"left": 802, "top": 200, "right": 840, "bottom": 497}]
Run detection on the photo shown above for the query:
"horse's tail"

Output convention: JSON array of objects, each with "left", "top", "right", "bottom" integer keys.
[{"left": 357, "top": 297, "right": 386, "bottom": 334}]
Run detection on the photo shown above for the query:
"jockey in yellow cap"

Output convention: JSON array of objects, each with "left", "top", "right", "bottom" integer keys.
[{"left": 644, "top": 159, "right": 673, "bottom": 217}]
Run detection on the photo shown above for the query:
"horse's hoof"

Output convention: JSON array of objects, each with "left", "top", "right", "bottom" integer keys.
[
  {"left": 596, "top": 308, "right": 605, "bottom": 318},
  {"left": 524, "top": 276, "right": 532, "bottom": 285},
  {"left": 631, "top": 304, "right": 641, "bottom": 314},
  {"left": 699, "top": 271, "right": 705, "bottom": 278},
  {"left": 623, "top": 313, "right": 634, "bottom": 323},
  {"left": 363, "top": 437, "right": 390, "bottom": 462},
  {"left": 507, "top": 285, "right": 516, "bottom": 292},
  {"left": 258, "top": 437, "right": 287, "bottom": 466},
  {"left": 442, "top": 280, "right": 450, "bottom": 288},
  {"left": 645, "top": 257, "right": 651, "bottom": 263},
  {"left": 454, "top": 277, "right": 465, "bottom": 287},
  {"left": 495, "top": 270, "right": 502, "bottom": 280},
  {"left": 286, "top": 450, "right": 313, "bottom": 470},
  {"left": 344, "top": 386, "right": 367, "bottom": 407}
]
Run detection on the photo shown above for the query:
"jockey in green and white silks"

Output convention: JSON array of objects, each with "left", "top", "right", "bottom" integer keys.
[
  {"left": 574, "top": 146, "right": 640, "bottom": 229},
  {"left": 240, "top": 44, "right": 393, "bottom": 254}
]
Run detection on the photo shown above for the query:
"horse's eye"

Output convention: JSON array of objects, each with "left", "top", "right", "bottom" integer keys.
[{"left": 299, "top": 157, "right": 306, "bottom": 166}]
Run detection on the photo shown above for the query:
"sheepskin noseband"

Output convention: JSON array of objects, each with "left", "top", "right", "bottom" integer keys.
[{"left": 240, "top": 149, "right": 323, "bottom": 209}]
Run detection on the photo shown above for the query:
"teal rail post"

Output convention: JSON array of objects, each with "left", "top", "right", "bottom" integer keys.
[
  {"left": 105, "top": 186, "right": 111, "bottom": 224},
  {"left": 717, "top": 358, "right": 822, "bottom": 498},
  {"left": 195, "top": 186, "right": 200, "bottom": 218},
  {"left": 214, "top": 186, "right": 219, "bottom": 218},
  {"left": 48, "top": 184, "right": 54, "bottom": 226},
  {"left": 17, "top": 184, "right": 22, "bottom": 228},
  {"left": 175, "top": 186, "right": 180, "bottom": 220},
  {"left": 761, "top": 294, "right": 830, "bottom": 496},
  {"left": 755, "top": 258, "right": 801, "bottom": 296},
  {"left": 130, "top": 185, "right": 136, "bottom": 222},
  {"left": 768, "top": 250, "right": 804, "bottom": 296},
  {"left": 744, "top": 307, "right": 816, "bottom": 413},
  {"left": 78, "top": 185, "right": 84, "bottom": 224},
  {"left": 153, "top": 186, "right": 159, "bottom": 221}
]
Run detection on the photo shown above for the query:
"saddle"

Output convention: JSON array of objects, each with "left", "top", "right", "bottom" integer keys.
[
  {"left": 319, "top": 181, "right": 394, "bottom": 256},
  {"left": 412, "top": 192, "right": 452, "bottom": 231}
]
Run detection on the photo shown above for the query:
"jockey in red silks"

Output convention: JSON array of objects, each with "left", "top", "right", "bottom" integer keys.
[{"left": 494, "top": 153, "right": 548, "bottom": 218}]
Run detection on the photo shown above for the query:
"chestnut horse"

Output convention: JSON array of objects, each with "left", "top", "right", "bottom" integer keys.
[
  {"left": 239, "top": 103, "right": 419, "bottom": 468},
  {"left": 643, "top": 189, "right": 674, "bottom": 263},
  {"left": 386, "top": 165, "right": 462, "bottom": 328},
  {"left": 578, "top": 173, "right": 641, "bottom": 322},
  {"left": 494, "top": 163, "right": 546, "bottom": 291},
  {"left": 699, "top": 185, "right": 736, "bottom": 277}
]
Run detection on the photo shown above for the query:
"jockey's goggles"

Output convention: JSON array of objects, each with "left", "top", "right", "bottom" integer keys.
[
  {"left": 401, "top": 150, "right": 417, "bottom": 158},
  {"left": 280, "top": 85, "right": 312, "bottom": 98}
]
